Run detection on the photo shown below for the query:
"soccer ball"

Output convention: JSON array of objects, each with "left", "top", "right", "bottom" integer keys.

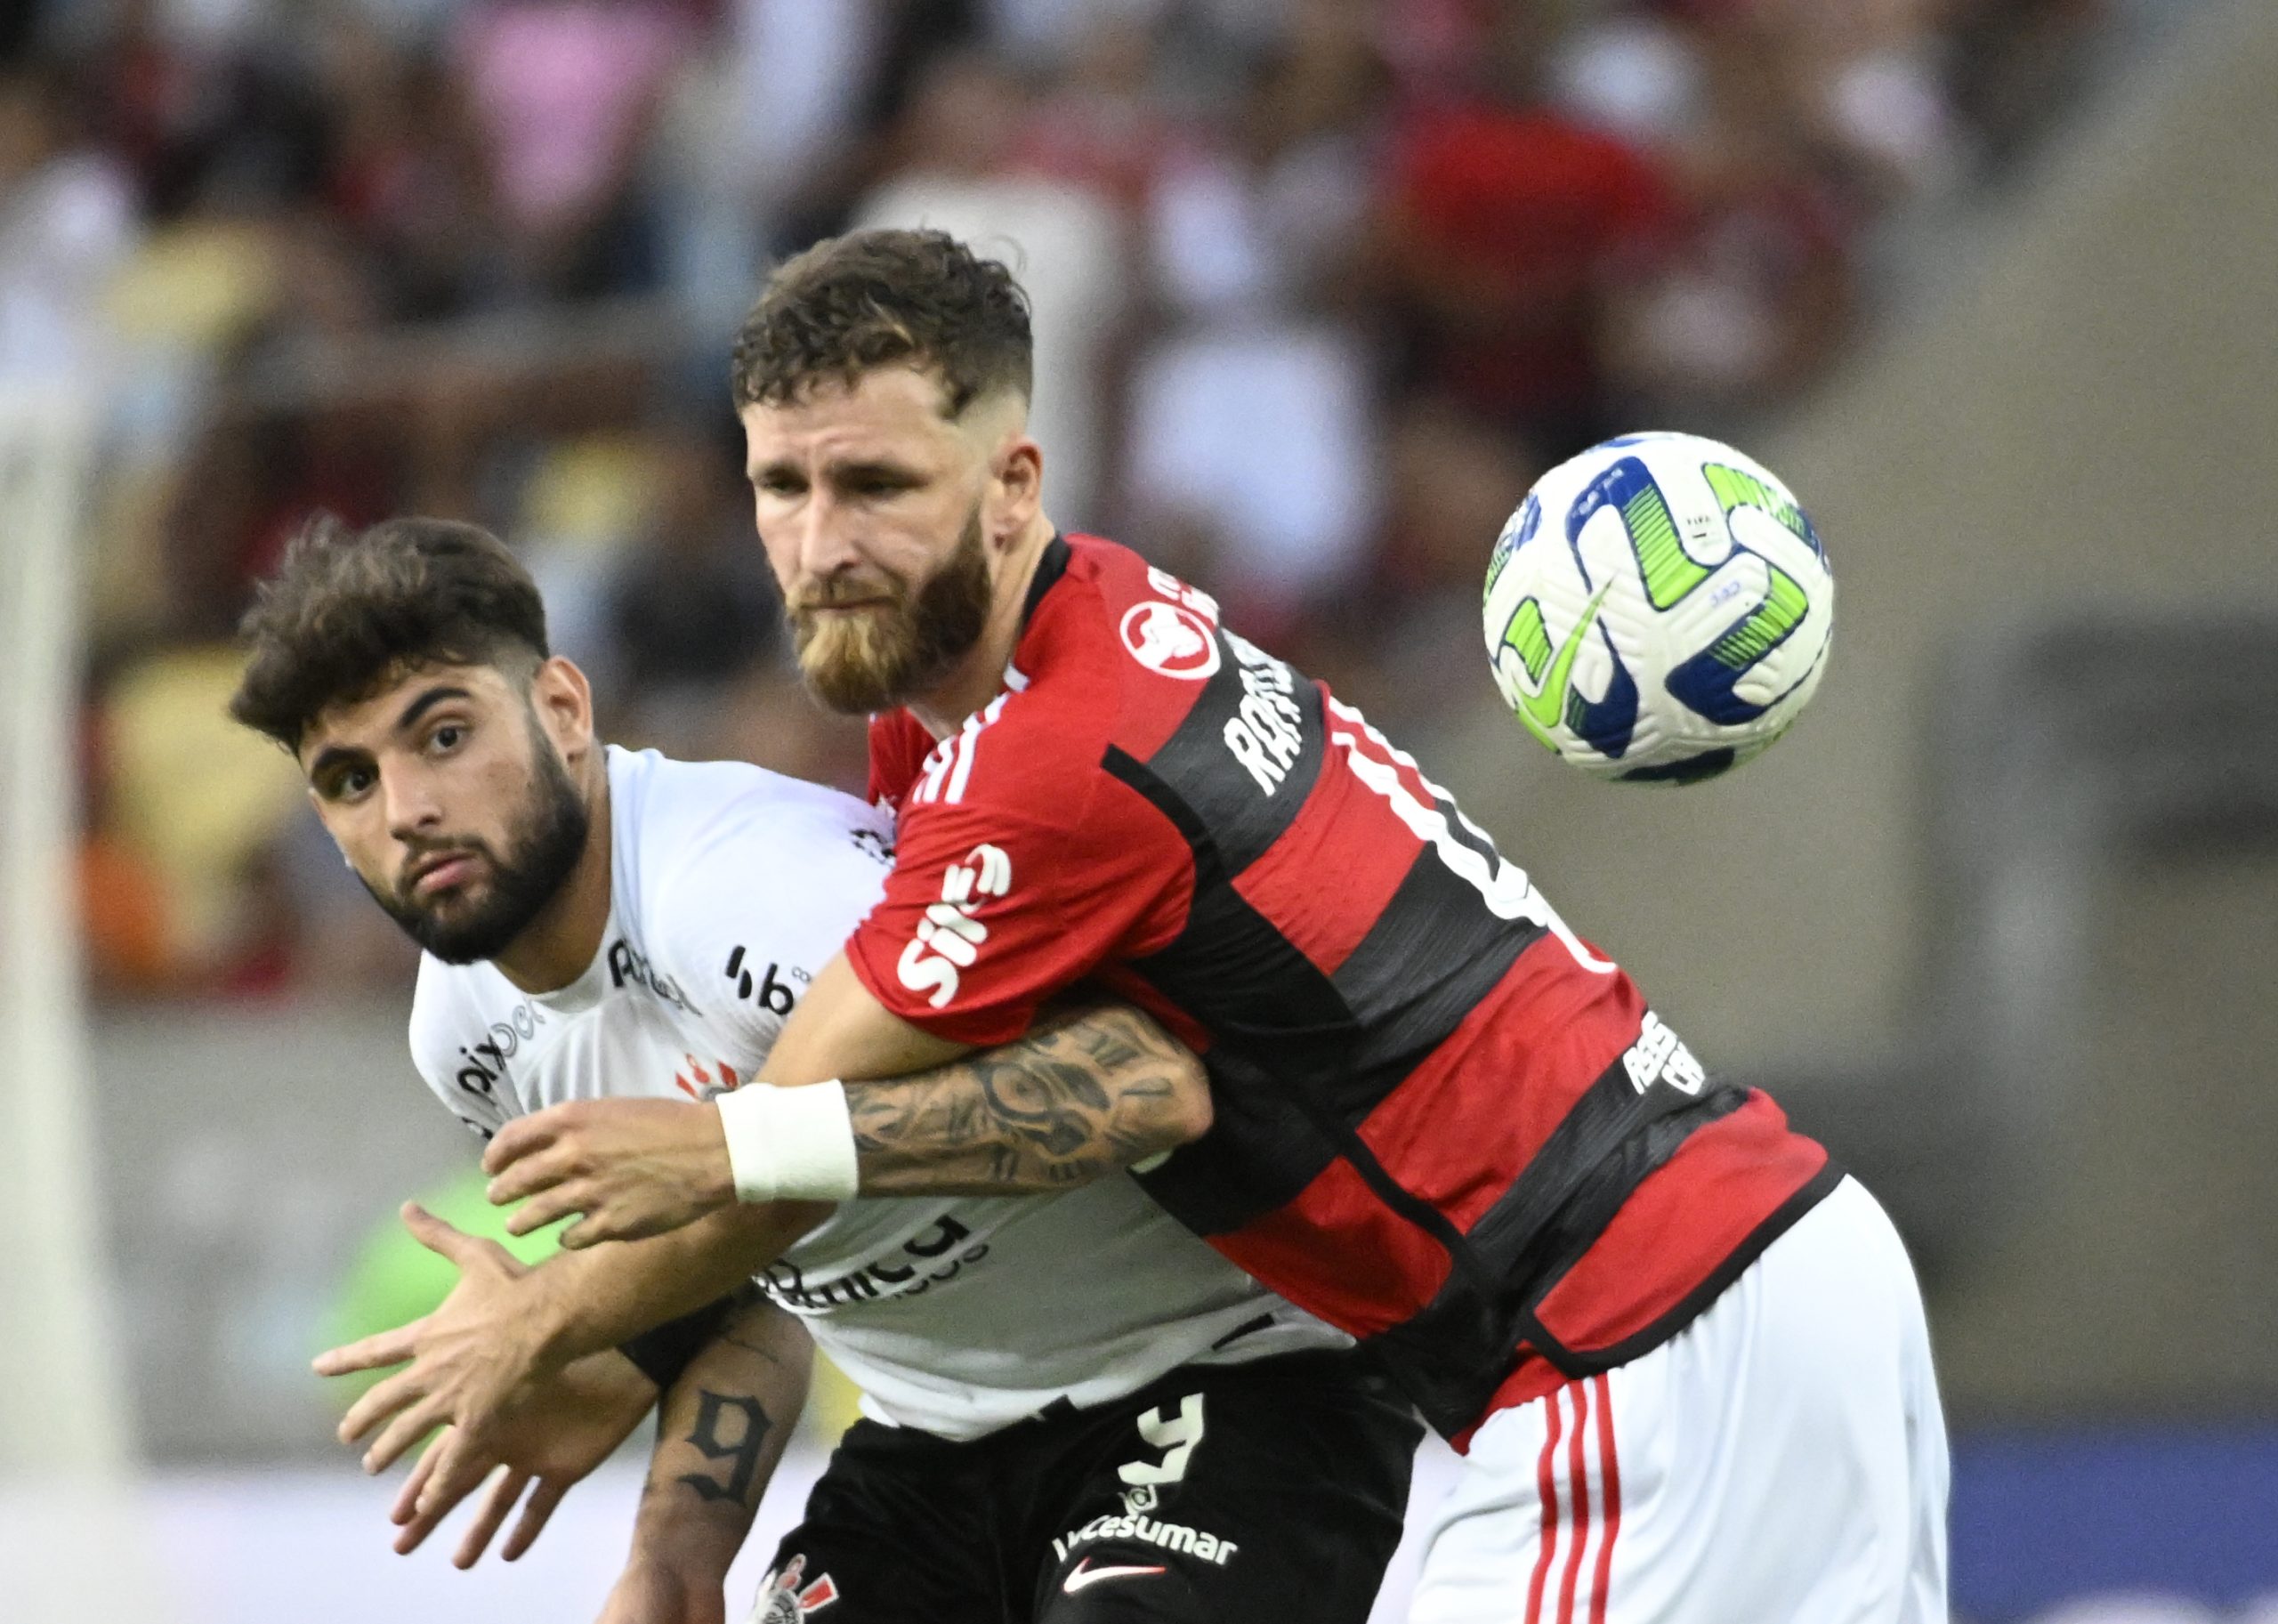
[{"left": 1481, "top": 432, "right": 1834, "bottom": 784}]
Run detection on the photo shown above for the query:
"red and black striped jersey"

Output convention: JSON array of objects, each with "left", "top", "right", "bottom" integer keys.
[{"left": 848, "top": 535, "right": 1836, "bottom": 1442}]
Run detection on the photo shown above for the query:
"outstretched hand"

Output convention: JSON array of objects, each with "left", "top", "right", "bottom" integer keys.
[
  {"left": 313, "top": 1202, "right": 566, "bottom": 1514},
  {"left": 481, "top": 1098, "right": 735, "bottom": 1248},
  {"left": 389, "top": 1425, "right": 563, "bottom": 1568},
  {"left": 384, "top": 1347, "right": 658, "bottom": 1567}
]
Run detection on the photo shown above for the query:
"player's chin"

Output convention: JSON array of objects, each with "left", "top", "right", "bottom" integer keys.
[
  {"left": 404, "top": 876, "right": 488, "bottom": 920},
  {"left": 799, "top": 642, "right": 914, "bottom": 715},
  {"left": 398, "top": 886, "right": 520, "bottom": 965}
]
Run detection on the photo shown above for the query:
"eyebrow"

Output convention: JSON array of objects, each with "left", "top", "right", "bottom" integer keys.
[
  {"left": 304, "top": 742, "right": 365, "bottom": 784},
  {"left": 748, "top": 456, "right": 921, "bottom": 485},
  {"left": 396, "top": 684, "right": 473, "bottom": 733},
  {"left": 303, "top": 685, "right": 473, "bottom": 785}
]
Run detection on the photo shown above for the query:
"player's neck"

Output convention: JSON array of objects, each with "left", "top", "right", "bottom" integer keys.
[
  {"left": 906, "top": 513, "right": 1055, "bottom": 740},
  {"left": 491, "top": 759, "right": 615, "bottom": 995}
]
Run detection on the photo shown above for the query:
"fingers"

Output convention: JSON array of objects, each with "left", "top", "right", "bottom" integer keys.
[
  {"left": 340, "top": 1365, "right": 426, "bottom": 1448},
  {"left": 314, "top": 1319, "right": 424, "bottom": 1378},
  {"left": 501, "top": 1474, "right": 573, "bottom": 1563},
  {"left": 485, "top": 1138, "right": 580, "bottom": 1208},
  {"left": 405, "top": 1424, "right": 501, "bottom": 1539},
  {"left": 362, "top": 1393, "right": 448, "bottom": 1475},
  {"left": 481, "top": 1108, "right": 569, "bottom": 1177},
  {"left": 497, "top": 1171, "right": 591, "bottom": 1236},
  {"left": 560, "top": 1202, "right": 644, "bottom": 1251},
  {"left": 391, "top": 1432, "right": 445, "bottom": 1527},
  {"left": 400, "top": 1201, "right": 512, "bottom": 1270},
  {"left": 452, "top": 1466, "right": 531, "bottom": 1570},
  {"left": 393, "top": 1499, "right": 449, "bottom": 1557},
  {"left": 416, "top": 1423, "right": 501, "bottom": 1522},
  {"left": 391, "top": 1434, "right": 461, "bottom": 1555}
]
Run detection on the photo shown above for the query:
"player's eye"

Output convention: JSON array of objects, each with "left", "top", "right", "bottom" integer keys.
[
  {"left": 428, "top": 723, "right": 467, "bottom": 755},
  {"left": 755, "top": 471, "right": 804, "bottom": 497},
  {"left": 327, "top": 764, "right": 376, "bottom": 802}
]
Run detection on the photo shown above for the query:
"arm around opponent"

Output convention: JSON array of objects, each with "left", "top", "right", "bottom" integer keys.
[{"left": 481, "top": 974, "right": 1214, "bottom": 1244}]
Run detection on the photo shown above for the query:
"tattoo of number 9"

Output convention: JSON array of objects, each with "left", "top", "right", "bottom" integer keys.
[{"left": 676, "top": 1390, "right": 771, "bottom": 1507}]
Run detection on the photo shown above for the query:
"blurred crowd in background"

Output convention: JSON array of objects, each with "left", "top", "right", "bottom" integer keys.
[{"left": 2, "top": 0, "right": 2108, "bottom": 1000}]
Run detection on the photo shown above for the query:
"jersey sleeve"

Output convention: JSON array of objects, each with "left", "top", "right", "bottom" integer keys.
[
  {"left": 649, "top": 788, "right": 895, "bottom": 1070},
  {"left": 842, "top": 764, "right": 1192, "bottom": 1048},
  {"left": 407, "top": 962, "right": 513, "bottom": 1143}
]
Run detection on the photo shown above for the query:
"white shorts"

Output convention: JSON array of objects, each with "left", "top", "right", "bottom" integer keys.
[{"left": 1407, "top": 1176, "right": 1949, "bottom": 1624}]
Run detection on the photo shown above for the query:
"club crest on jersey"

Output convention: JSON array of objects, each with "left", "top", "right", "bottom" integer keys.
[
  {"left": 755, "top": 1555, "right": 839, "bottom": 1620},
  {"left": 672, "top": 1052, "right": 741, "bottom": 1101},
  {"left": 897, "top": 843, "right": 1013, "bottom": 1008},
  {"left": 1119, "top": 601, "right": 1221, "bottom": 681}
]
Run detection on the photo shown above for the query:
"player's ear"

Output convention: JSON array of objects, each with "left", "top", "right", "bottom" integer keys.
[
  {"left": 991, "top": 432, "right": 1044, "bottom": 543},
  {"left": 529, "top": 656, "right": 595, "bottom": 761}
]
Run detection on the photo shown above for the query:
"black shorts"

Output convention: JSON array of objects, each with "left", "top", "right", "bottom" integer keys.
[{"left": 752, "top": 1350, "right": 1424, "bottom": 1623}]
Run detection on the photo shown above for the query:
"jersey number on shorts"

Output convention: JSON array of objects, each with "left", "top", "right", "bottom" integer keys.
[{"left": 1117, "top": 1393, "right": 1206, "bottom": 1487}]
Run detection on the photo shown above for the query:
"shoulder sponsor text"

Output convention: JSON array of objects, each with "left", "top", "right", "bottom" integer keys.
[{"left": 896, "top": 844, "right": 1012, "bottom": 1009}]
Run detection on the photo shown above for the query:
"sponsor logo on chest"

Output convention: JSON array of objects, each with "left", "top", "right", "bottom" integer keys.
[
  {"left": 452, "top": 1000, "right": 547, "bottom": 1103},
  {"left": 723, "top": 945, "right": 806, "bottom": 1014},
  {"left": 758, "top": 1215, "right": 991, "bottom": 1311},
  {"left": 607, "top": 938, "right": 692, "bottom": 1012}
]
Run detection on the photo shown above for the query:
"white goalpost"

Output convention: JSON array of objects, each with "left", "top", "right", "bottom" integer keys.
[{"left": 0, "top": 385, "right": 167, "bottom": 1618}]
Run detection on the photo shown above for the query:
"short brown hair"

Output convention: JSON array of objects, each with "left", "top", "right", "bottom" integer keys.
[
  {"left": 730, "top": 229, "right": 1033, "bottom": 416},
  {"left": 229, "top": 514, "right": 548, "bottom": 752}
]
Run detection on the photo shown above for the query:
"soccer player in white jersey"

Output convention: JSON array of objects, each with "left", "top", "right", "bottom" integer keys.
[{"left": 230, "top": 516, "right": 1421, "bottom": 1622}]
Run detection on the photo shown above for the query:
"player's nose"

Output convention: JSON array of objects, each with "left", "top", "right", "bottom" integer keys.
[
  {"left": 382, "top": 766, "right": 445, "bottom": 841},
  {"left": 788, "top": 490, "right": 868, "bottom": 581}
]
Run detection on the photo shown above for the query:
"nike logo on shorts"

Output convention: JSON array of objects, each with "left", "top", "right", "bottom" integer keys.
[{"left": 1063, "top": 1556, "right": 1168, "bottom": 1593}]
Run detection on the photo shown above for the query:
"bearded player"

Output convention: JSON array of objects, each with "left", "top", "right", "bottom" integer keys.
[
  {"left": 334, "top": 231, "right": 1950, "bottom": 1621},
  {"left": 233, "top": 517, "right": 1419, "bottom": 1622}
]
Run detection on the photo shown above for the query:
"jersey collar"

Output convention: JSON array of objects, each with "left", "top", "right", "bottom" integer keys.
[{"left": 1020, "top": 533, "right": 1071, "bottom": 628}]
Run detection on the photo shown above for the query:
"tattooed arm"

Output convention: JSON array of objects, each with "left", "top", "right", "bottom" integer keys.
[
  {"left": 485, "top": 988, "right": 1214, "bottom": 1240},
  {"left": 846, "top": 999, "right": 1213, "bottom": 1193},
  {"left": 599, "top": 1289, "right": 812, "bottom": 1624}
]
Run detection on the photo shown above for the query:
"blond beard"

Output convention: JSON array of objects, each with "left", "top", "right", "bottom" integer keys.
[
  {"left": 796, "top": 601, "right": 915, "bottom": 714},
  {"left": 791, "top": 506, "right": 991, "bottom": 715}
]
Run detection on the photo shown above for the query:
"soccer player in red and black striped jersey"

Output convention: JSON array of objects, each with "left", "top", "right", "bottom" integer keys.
[{"left": 463, "top": 230, "right": 1950, "bottom": 1621}]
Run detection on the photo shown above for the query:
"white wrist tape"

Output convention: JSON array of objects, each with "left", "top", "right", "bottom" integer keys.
[{"left": 715, "top": 1080, "right": 860, "bottom": 1204}]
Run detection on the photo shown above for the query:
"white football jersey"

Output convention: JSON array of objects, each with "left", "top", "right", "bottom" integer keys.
[{"left": 408, "top": 747, "right": 1344, "bottom": 1440}]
